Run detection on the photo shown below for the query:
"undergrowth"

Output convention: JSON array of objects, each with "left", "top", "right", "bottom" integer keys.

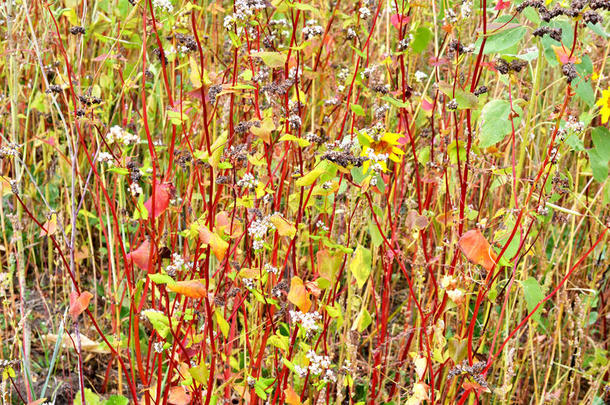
[{"left": 0, "top": 0, "right": 609, "bottom": 404}]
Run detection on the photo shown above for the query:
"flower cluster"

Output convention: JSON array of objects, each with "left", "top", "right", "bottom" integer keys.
[
  {"left": 290, "top": 310, "right": 322, "bottom": 334},
  {"left": 223, "top": 0, "right": 267, "bottom": 29},
  {"left": 264, "top": 263, "right": 279, "bottom": 275},
  {"left": 247, "top": 215, "right": 275, "bottom": 250},
  {"left": 302, "top": 20, "right": 324, "bottom": 40},
  {"left": 305, "top": 350, "right": 334, "bottom": 382},
  {"left": 152, "top": 0, "right": 173, "bottom": 13},
  {"left": 106, "top": 125, "right": 139, "bottom": 146},
  {"left": 237, "top": 173, "right": 257, "bottom": 189},
  {"left": 165, "top": 253, "right": 193, "bottom": 277},
  {"left": 129, "top": 182, "right": 143, "bottom": 196},
  {"left": 97, "top": 151, "right": 114, "bottom": 164}
]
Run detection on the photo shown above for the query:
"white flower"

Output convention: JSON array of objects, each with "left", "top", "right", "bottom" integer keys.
[
  {"left": 264, "top": 263, "right": 279, "bottom": 275},
  {"left": 414, "top": 71, "right": 428, "bottom": 83},
  {"left": 359, "top": 6, "right": 371, "bottom": 19},
  {"left": 305, "top": 350, "right": 332, "bottom": 376},
  {"left": 290, "top": 310, "right": 322, "bottom": 334},
  {"left": 106, "top": 125, "right": 138, "bottom": 145},
  {"left": 302, "top": 20, "right": 324, "bottom": 40},
  {"left": 129, "top": 182, "right": 143, "bottom": 196},
  {"left": 460, "top": 1, "right": 472, "bottom": 18},
  {"left": 152, "top": 0, "right": 173, "bottom": 13},
  {"left": 316, "top": 220, "right": 329, "bottom": 232},
  {"left": 153, "top": 341, "right": 165, "bottom": 353},
  {"left": 237, "top": 173, "right": 257, "bottom": 189},
  {"left": 294, "top": 365, "right": 308, "bottom": 378},
  {"left": 446, "top": 288, "right": 465, "bottom": 303},
  {"left": 243, "top": 278, "right": 255, "bottom": 289},
  {"left": 97, "top": 152, "right": 114, "bottom": 164}
]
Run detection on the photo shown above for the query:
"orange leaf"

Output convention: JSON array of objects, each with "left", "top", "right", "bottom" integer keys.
[
  {"left": 126, "top": 239, "right": 154, "bottom": 272},
  {"left": 28, "top": 399, "right": 47, "bottom": 405},
  {"left": 199, "top": 225, "right": 229, "bottom": 261},
  {"left": 209, "top": 233, "right": 229, "bottom": 261},
  {"left": 462, "top": 379, "right": 491, "bottom": 395},
  {"left": 168, "top": 386, "right": 192, "bottom": 405},
  {"left": 287, "top": 276, "right": 311, "bottom": 313},
  {"left": 305, "top": 280, "right": 322, "bottom": 298},
  {"left": 40, "top": 214, "right": 58, "bottom": 237},
  {"left": 284, "top": 386, "right": 302, "bottom": 405},
  {"left": 458, "top": 229, "right": 497, "bottom": 271},
  {"left": 551, "top": 45, "right": 581, "bottom": 64},
  {"left": 69, "top": 291, "right": 93, "bottom": 319},
  {"left": 167, "top": 280, "right": 207, "bottom": 299},
  {"left": 144, "top": 182, "right": 173, "bottom": 219}
]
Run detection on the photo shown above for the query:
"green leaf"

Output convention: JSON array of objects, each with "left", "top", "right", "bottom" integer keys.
[
  {"left": 411, "top": 27, "right": 433, "bottom": 54},
  {"left": 350, "top": 103, "right": 365, "bottom": 116},
  {"left": 520, "top": 277, "right": 545, "bottom": 324},
  {"left": 291, "top": 1, "right": 320, "bottom": 15},
  {"left": 574, "top": 78, "right": 595, "bottom": 107},
  {"left": 104, "top": 395, "right": 129, "bottom": 405},
  {"left": 106, "top": 167, "right": 129, "bottom": 175},
  {"left": 74, "top": 389, "right": 102, "bottom": 405},
  {"left": 148, "top": 273, "right": 175, "bottom": 285},
  {"left": 142, "top": 309, "right": 171, "bottom": 338},
  {"left": 481, "top": 26, "right": 527, "bottom": 54},
  {"left": 588, "top": 127, "right": 610, "bottom": 182},
  {"left": 268, "top": 334, "right": 289, "bottom": 352},
  {"left": 368, "top": 221, "right": 383, "bottom": 247},
  {"left": 252, "top": 51, "right": 287, "bottom": 68},
  {"left": 350, "top": 244, "right": 371, "bottom": 289},
  {"left": 354, "top": 307, "right": 372, "bottom": 332},
  {"left": 478, "top": 99, "right": 522, "bottom": 148},
  {"left": 437, "top": 83, "right": 478, "bottom": 110},
  {"left": 188, "top": 364, "right": 209, "bottom": 384},
  {"left": 381, "top": 95, "right": 410, "bottom": 109},
  {"left": 254, "top": 385, "right": 267, "bottom": 400}
]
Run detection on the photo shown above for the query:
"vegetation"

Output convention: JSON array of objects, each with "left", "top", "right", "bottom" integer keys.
[{"left": 0, "top": 0, "right": 609, "bottom": 403}]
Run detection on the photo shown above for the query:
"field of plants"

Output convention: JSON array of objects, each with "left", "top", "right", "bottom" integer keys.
[{"left": 1, "top": 0, "right": 609, "bottom": 403}]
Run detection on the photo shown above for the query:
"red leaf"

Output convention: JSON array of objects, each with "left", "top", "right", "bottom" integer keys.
[
  {"left": 458, "top": 230, "right": 498, "bottom": 271},
  {"left": 126, "top": 239, "right": 154, "bottom": 272},
  {"left": 552, "top": 45, "right": 581, "bottom": 64},
  {"left": 390, "top": 14, "right": 410, "bottom": 30},
  {"left": 428, "top": 56, "right": 449, "bottom": 67},
  {"left": 69, "top": 291, "right": 93, "bottom": 319},
  {"left": 144, "top": 182, "right": 173, "bottom": 219},
  {"left": 494, "top": 0, "right": 511, "bottom": 10}
]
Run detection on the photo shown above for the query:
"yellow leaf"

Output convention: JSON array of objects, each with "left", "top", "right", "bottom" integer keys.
[
  {"left": 250, "top": 118, "right": 275, "bottom": 143},
  {"left": 269, "top": 214, "right": 296, "bottom": 239},
  {"left": 189, "top": 56, "right": 202, "bottom": 88},
  {"left": 295, "top": 167, "right": 324, "bottom": 187},
  {"left": 287, "top": 276, "right": 311, "bottom": 313},
  {"left": 251, "top": 51, "right": 287, "bottom": 68}
]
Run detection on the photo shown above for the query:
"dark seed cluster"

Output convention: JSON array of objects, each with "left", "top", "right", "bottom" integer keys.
[
  {"left": 495, "top": 58, "right": 528, "bottom": 74},
  {"left": 320, "top": 150, "right": 367, "bottom": 168},
  {"left": 562, "top": 62, "right": 578, "bottom": 82},
  {"left": 69, "top": 26, "right": 86, "bottom": 35},
  {"left": 473, "top": 85, "right": 488, "bottom": 96},
  {"left": 532, "top": 27, "right": 563, "bottom": 42}
]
